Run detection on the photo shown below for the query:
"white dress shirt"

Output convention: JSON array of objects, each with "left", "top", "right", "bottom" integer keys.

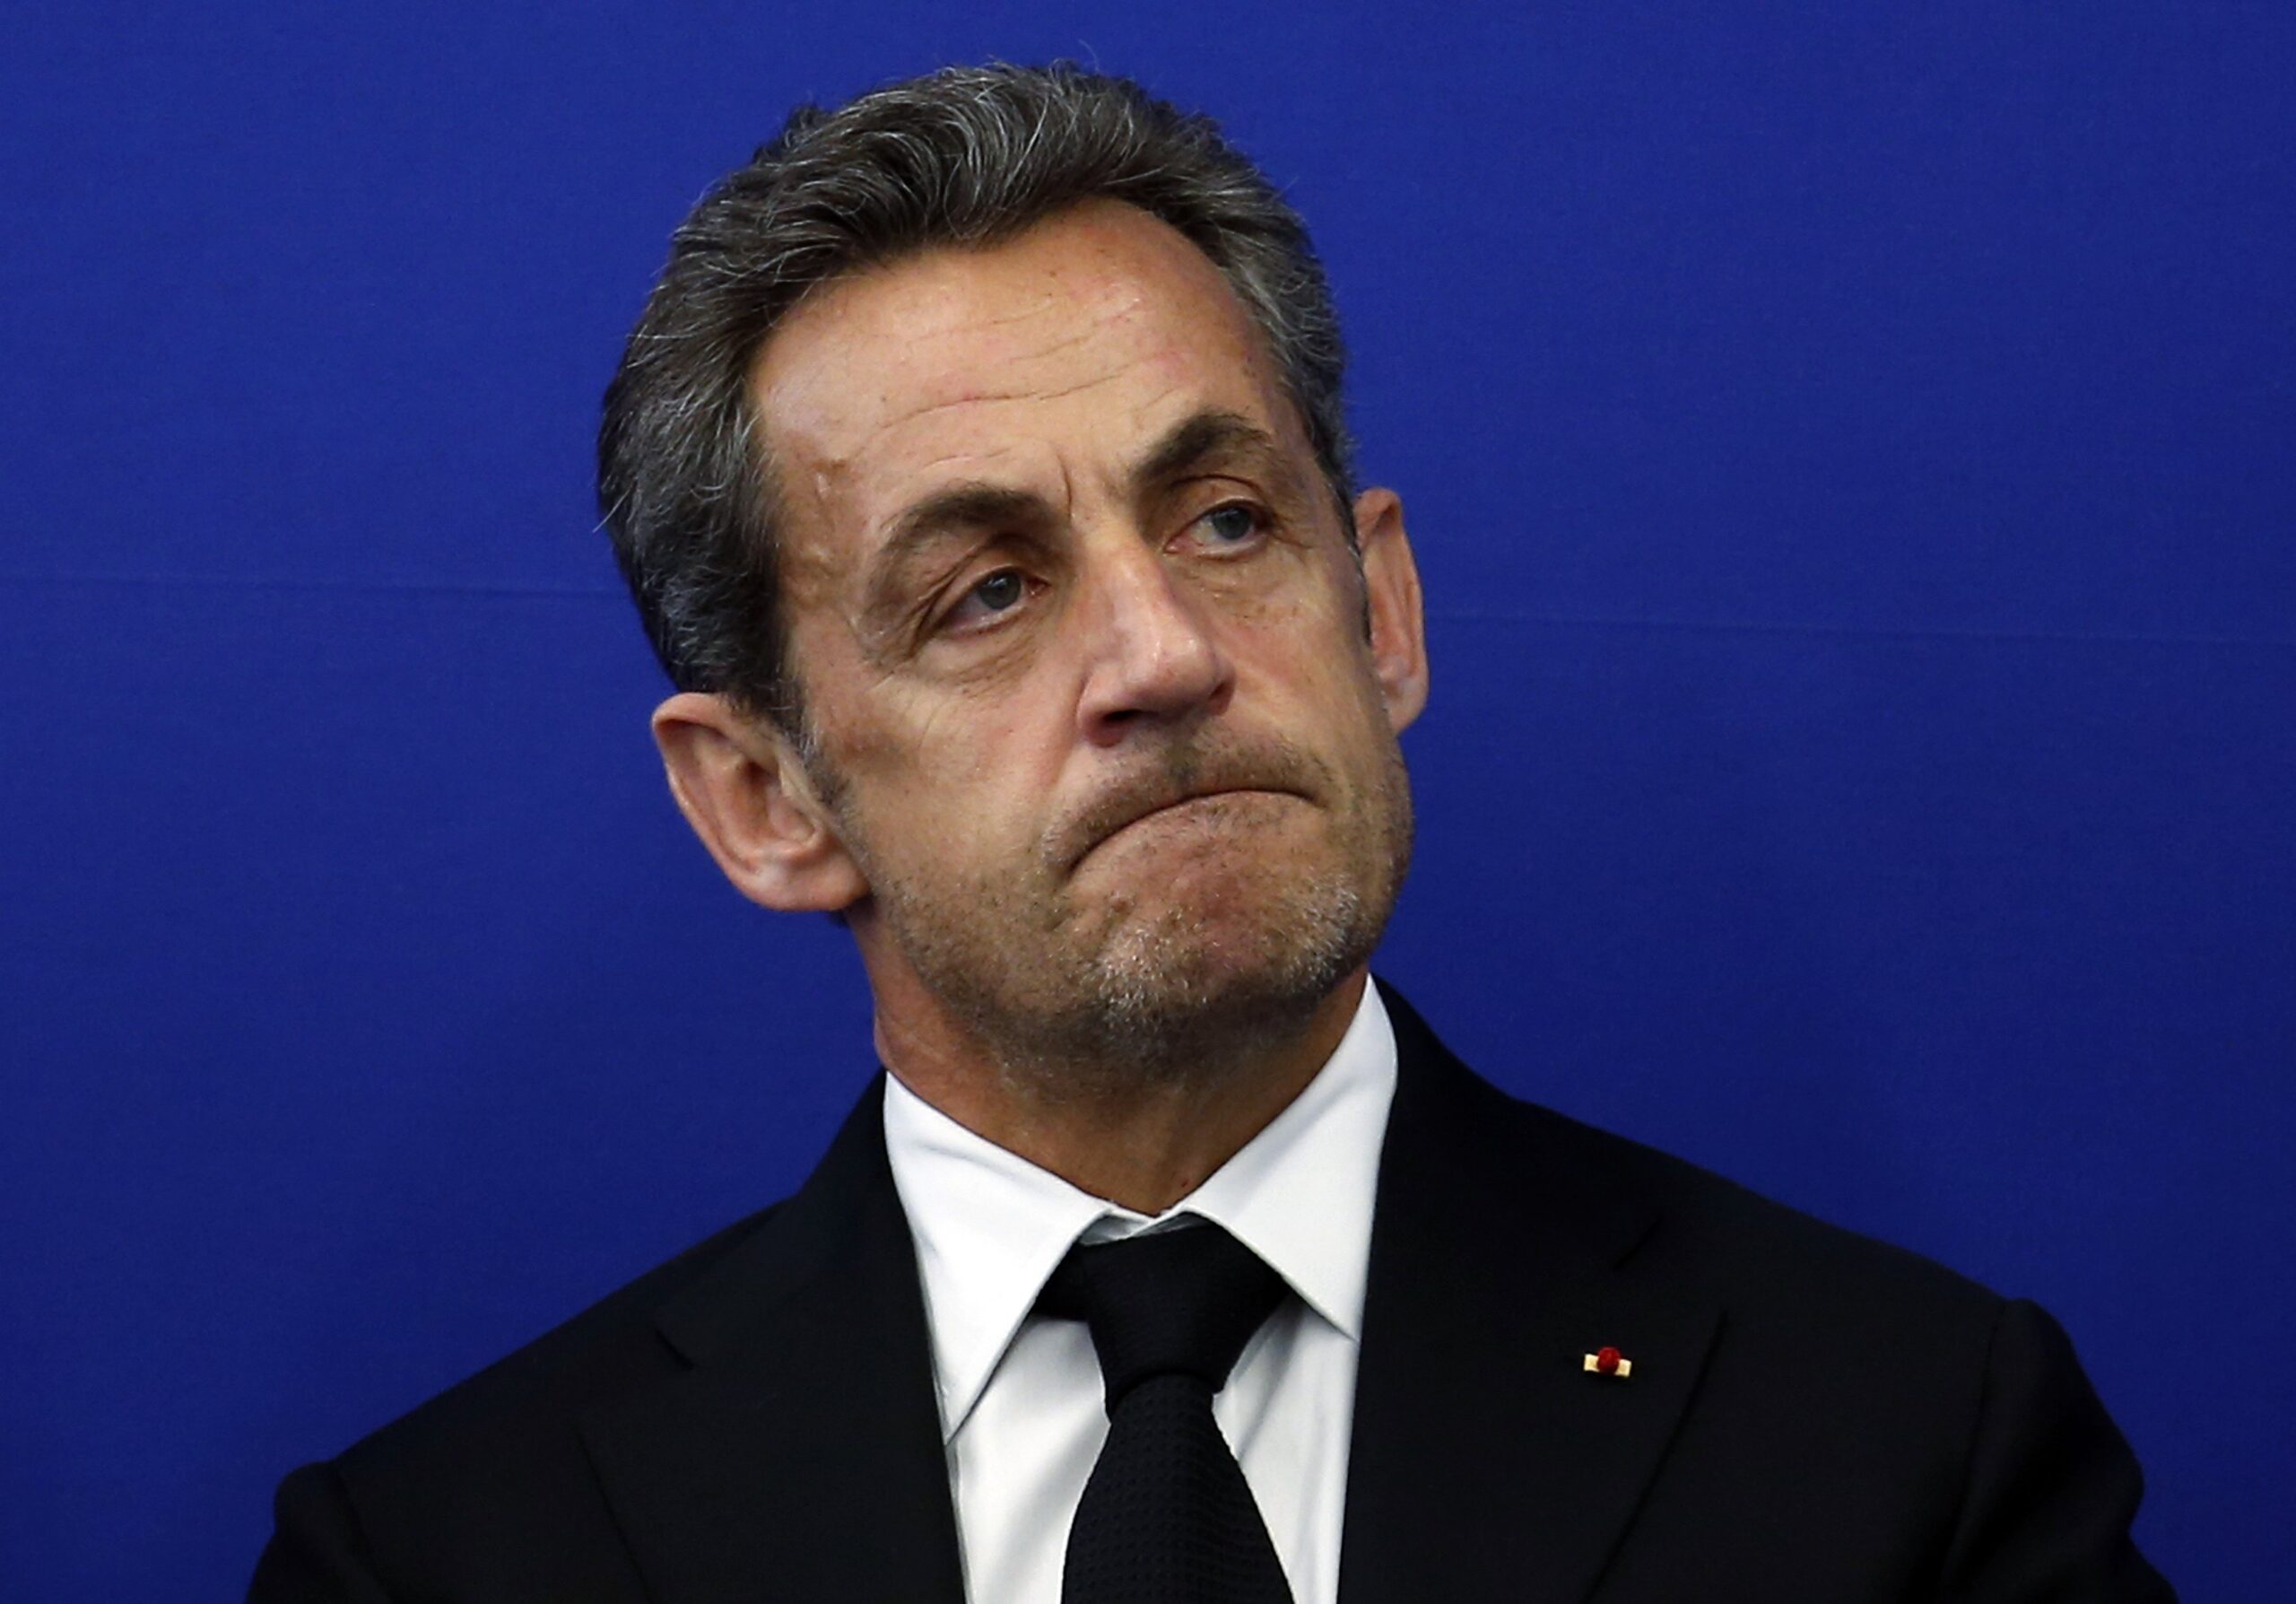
[{"left": 882, "top": 981, "right": 1398, "bottom": 1604}]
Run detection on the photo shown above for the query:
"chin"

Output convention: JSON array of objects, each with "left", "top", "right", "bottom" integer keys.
[
  {"left": 1056, "top": 867, "right": 1374, "bottom": 1068},
  {"left": 880, "top": 768, "right": 1412, "bottom": 1084}
]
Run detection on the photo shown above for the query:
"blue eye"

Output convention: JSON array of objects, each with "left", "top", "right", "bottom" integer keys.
[
  {"left": 970, "top": 570, "right": 1025, "bottom": 611},
  {"left": 941, "top": 567, "right": 1031, "bottom": 633},
  {"left": 1197, "top": 503, "right": 1263, "bottom": 546}
]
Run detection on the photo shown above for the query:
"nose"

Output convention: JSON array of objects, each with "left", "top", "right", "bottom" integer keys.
[{"left": 1074, "top": 545, "right": 1235, "bottom": 746}]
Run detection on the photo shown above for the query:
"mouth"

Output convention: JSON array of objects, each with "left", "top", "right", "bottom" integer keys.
[{"left": 1067, "top": 785, "right": 1303, "bottom": 871}]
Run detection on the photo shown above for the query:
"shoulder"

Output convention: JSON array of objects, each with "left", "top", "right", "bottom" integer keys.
[
  {"left": 256, "top": 1080, "right": 919, "bottom": 1595},
  {"left": 1534, "top": 1091, "right": 1999, "bottom": 1318},
  {"left": 1380, "top": 987, "right": 2010, "bottom": 1373},
  {"left": 333, "top": 1199, "right": 781, "bottom": 1487},
  {"left": 1477, "top": 1091, "right": 2166, "bottom": 1596}
]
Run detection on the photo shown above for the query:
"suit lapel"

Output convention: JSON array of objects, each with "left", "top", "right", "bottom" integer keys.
[
  {"left": 570, "top": 994, "right": 1715, "bottom": 1603},
  {"left": 1340, "top": 993, "right": 1721, "bottom": 1604},
  {"left": 579, "top": 1080, "right": 967, "bottom": 1604}
]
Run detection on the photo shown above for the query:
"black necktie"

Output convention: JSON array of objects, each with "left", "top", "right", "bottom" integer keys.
[{"left": 1039, "top": 1222, "right": 1295, "bottom": 1604}]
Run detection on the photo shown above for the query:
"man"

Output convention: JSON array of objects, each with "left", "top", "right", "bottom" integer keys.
[{"left": 251, "top": 64, "right": 2171, "bottom": 1601}]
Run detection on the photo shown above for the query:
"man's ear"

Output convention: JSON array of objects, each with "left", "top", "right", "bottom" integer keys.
[
  {"left": 649, "top": 693, "right": 869, "bottom": 912},
  {"left": 1352, "top": 487, "right": 1431, "bottom": 735}
]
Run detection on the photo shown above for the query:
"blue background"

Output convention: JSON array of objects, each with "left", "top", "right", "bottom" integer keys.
[{"left": 4, "top": 4, "right": 2289, "bottom": 1598}]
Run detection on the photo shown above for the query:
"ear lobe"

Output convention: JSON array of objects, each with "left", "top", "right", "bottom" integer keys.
[
  {"left": 650, "top": 692, "right": 869, "bottom": 912},
  {"left": 1352, "top": 488, "right": 1431, "bottom": 735}
]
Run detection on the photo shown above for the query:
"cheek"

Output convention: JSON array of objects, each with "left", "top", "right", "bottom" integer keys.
[
  {"left": 1232, "top": 591, "right": 1381, "bottom": 714},
  {"left": 828, "top": 688, "right": 1055, "bottom": 847},
  {"left": 1217, "top": 534, "right": 1368, "bottom": 642}
]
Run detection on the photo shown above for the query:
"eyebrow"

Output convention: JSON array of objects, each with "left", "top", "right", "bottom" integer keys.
[
  {"left": 1129, "top": 408, "right": 1283, "bottom": 491},
  {"left": 874, "top": 484, "right": 1048, "bottom": 571},
  {"left": 858, "top": 407, "right": 1291, "bottom": 614}
]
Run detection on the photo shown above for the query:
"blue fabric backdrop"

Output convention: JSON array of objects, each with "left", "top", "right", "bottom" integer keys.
[{"left": 4, "top": 4, "right": 2289, "bottom": 1598}]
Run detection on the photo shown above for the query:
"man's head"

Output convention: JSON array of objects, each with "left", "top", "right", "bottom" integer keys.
[
  {"left": 601, "top": 64, "right": 1355, "bottom": 735},
  {"left": 605, "top": 65, "right": 1428, "bottom": 1089}
]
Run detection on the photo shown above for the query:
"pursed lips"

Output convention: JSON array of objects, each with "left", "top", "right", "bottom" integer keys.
[{"left": 1071, "top": 785, "right": 1300, "bottom": 869}]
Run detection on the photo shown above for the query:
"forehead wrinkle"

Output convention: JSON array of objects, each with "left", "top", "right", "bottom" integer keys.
[
  {"left": 984, "top": 306, "right": 1122, "bottom": 362},
  {"left": 911, "top": 445, "right": 1022, "bottom": 477},
  {"left": 855, "top": 289, "right": 1150, "bottom": 429},
  {"left": 861, "top": 363, "right": 1139, "bottom": 442},
  {"left": 965, "top": 290, "right": 1065, "bottom": 330}
]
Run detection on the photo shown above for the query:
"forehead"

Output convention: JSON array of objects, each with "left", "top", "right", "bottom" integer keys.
[{"left": 748, "top": 200, "right": 1296, "bottom": 572}]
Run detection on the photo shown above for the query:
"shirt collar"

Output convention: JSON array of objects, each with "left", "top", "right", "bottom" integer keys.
[{"left": 882, "top": 979, "right": 1399, "bottom": 1442}]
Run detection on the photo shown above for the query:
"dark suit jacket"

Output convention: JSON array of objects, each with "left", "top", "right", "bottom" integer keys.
[{"left": 251, "top": 991, "right": 2172, "bottom": 1601}]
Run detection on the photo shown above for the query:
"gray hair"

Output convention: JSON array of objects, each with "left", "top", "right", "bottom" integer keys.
[{"left": 597, "top": 62, "right": 1353, "bottom": 729}]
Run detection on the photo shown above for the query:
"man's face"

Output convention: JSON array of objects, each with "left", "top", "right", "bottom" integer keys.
[{"left": 751, "top": 199, "right": 1426, "bottom": 1078}]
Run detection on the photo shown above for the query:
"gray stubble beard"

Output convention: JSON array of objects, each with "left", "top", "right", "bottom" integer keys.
[{"left": 841, "top": 739, "right": 1415, "bottom": 1103}]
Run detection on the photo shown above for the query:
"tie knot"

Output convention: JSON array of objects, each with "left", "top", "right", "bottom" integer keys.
[{"left": 1039, "top": 1223, "right": 1288, "bottom": 1410}]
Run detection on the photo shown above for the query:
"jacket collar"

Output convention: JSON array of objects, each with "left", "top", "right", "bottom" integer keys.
[{"left": 577, "top": 984, "right": 1718, "bottom": 1604}]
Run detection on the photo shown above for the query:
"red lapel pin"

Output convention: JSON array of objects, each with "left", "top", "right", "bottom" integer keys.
[{"left": 1582, "top": 1345, "right": 1633, "bottom": 1379}]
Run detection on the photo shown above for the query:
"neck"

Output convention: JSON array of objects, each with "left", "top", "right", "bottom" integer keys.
[{"left": 873, "top": 968, "right": 1369, "bottom": 1215}]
